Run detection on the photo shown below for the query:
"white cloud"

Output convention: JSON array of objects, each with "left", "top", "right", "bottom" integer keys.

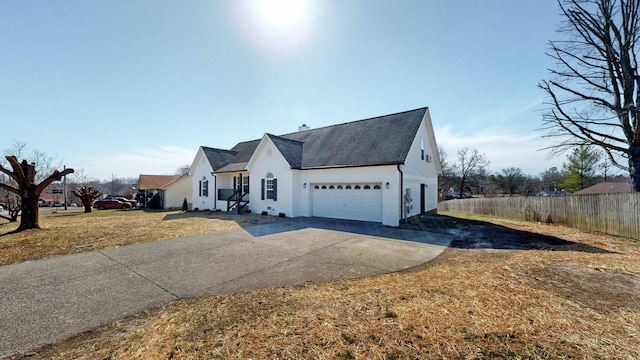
[
  {"left": 468, "top": 97, "right": 543, "bottom": 127},
  {"left": 435, "top": 125, "right": 562, "bottom": 176},
  {"left": 67, "top": 146, "right": 196, "bottom": 181}
]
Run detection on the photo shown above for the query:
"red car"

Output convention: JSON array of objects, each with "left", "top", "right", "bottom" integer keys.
[
  {"left": 93, "top": 199, "right": 125, "bottom": 210},
  {"left": 113, "top": 197, "right": 137, "bottom": 208}
]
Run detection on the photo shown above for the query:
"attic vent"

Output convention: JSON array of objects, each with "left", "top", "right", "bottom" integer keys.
[
  {"left": 426, "top": 154, "right": 432, "bottom": 162},
  {"left": 298, "top": 124, "right": 310, "bottom": 131}
]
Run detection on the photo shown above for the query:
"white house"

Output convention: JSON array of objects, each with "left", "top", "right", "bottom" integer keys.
[{"left": 188, "top": 107, "right": 441, "bottom": 226}]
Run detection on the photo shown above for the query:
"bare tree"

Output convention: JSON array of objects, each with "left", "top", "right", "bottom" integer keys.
[
  {"left": 176, "top": 164, "right": 190, "bottom": 175},
  {"left": 0, "top": 156, "right": 73, "bottom": 230},
  {"left": 599, "top": 155, "right": 617, "bottom": 180},
  {"left": 73, "top": 186, "right": 102, "bottom": 213},
  {"left": 498, "top": 167, "right": 526, "bottom": 196},
  {"left": 437, "top": 147, "right": 457, "bottom": 199},
  {"left": 539, "top": 0, "right": 640, "bottom": 192},
  {"left": 453, "top": 148, "right": 490, "bottom": 198}
]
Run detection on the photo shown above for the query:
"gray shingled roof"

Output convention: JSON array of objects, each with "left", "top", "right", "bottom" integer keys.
[
  {"left": 201, "top": 147, "right": 237, "bottom": 171},
  {"left": 574, "top": 181, "right": 631, "bottom": 194},
  {"left": 267, "top": 134, "right": 303, "bottom": 169},
  {"left": 284, "top": 108, "right": 426, "bottom": 168},
  {"left": 207, "top": 107, "right": 427, "bottom": 172},
  {"left": 214, "top": 140, "right": 260, "bottom": 173}
]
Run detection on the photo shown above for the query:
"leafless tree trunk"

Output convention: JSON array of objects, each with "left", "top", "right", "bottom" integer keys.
[
  {"left": 539, "top": 0, "right": 640, "bottom": 192},
  {"left": 454, "top": 148, "right": 489, "bottom": 198},
  {"left": 73, "top": 186, "right": 102, "bottom": 213},
  {"left": 0, "top": 156, "right": 73, "bottom": 231}
]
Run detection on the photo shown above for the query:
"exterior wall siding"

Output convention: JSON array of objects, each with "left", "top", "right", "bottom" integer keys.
[
  {"left": 247, "top": 138, "right": 294, "bottom": 217},
  {"left": 189, "top": 148, "right": 216, "bottom": 210},
  {"left": 402, "top": 115, "right": 440, "bottom": 219},
  {"left": 164, "top": 176, "right": 192, "bottom": 209}
]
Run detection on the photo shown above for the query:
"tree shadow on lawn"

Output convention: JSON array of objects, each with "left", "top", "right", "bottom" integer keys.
[{"left": 417, "top": 215, "right": 614, "bottom": 253}]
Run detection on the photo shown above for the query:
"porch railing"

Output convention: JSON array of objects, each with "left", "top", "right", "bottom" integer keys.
[{"left": 226, "top": 189, "right": 249, "bottom": 214}]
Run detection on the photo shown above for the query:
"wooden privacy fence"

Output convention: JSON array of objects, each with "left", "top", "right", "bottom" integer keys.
[{"left": 437, "top": 193, "right": 640, "bottom": 240}]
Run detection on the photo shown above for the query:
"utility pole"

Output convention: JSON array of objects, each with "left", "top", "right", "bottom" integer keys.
[{"left": 63, "top": 165, "right": 68, "bottom": 210}]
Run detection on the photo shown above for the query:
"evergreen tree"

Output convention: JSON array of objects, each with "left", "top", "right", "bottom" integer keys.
[{"left": 558, "top": 146, "right": 601, "bottom": 192}]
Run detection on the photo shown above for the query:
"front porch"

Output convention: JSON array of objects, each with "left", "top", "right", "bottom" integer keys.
[{"left": 216, "top": 172, "right": 250, "bottom": 214}]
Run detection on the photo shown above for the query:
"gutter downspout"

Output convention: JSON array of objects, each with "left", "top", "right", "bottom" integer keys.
[{"left": 397, "top": 164, "right": 404, "bottom": 224}]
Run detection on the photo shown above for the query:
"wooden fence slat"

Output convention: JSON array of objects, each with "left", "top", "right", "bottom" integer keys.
[{"left": 437, "top": 193, "right": 640, "bottom": 240}]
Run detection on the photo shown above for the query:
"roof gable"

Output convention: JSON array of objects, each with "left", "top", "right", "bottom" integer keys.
[
  {"left": 267, "top": 134, "right": 303, "bottom": 169},
  {"left": 201, "top": 147, "right": 237, "bottom": 171}
]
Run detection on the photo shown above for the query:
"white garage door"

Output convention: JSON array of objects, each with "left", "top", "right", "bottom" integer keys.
[{"left": 311, "top": 183, "right": 382, "bottom": 222}]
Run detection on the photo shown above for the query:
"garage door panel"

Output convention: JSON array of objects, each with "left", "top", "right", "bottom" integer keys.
[{"left": 312, "top": 184, "right": 382, "bottom": 222}]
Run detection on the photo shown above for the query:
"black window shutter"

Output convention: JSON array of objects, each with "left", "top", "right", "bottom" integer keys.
[
  {"left": 273, "top": 179, "right": 278, "bottom": 201},
  {"left": 199, "top": 181, "right": 202, "bottom": 196},
  {"left": 261, "top": 179, "right": 265, "bottom": 200},
  {"left": 233, "top": 177, "right": 237, "bottom": 191}
]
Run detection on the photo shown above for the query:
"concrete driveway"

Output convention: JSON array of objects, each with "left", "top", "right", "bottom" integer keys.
[{"left": 0, "top": 217, "right": 452, "bottom": 357}]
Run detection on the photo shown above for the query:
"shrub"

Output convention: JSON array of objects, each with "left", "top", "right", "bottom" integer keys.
[
  {"left": 181, "top": 198, "right": 188, "bottom": 211},
  {"left": 146, "top": 193, "right": 162, "bottom": 209}
]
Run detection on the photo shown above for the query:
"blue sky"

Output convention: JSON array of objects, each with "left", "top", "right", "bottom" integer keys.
[{"left": 1, "top": 0, "right": 563, "bottom": 181}]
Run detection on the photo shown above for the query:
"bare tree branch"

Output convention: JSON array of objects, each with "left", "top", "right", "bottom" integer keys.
[{"left": 539, "top": 0, "right": 640, "bottom": 191}]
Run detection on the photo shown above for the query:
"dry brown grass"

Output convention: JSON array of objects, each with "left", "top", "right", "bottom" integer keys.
[
  {"left": 0, "top": 209, "right": 261, "bottom": 265},
  {"left": 12, "top": 213, "right": 640, "bottom": 359}
]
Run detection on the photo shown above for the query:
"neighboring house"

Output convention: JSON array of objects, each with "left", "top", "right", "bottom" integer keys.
[
  {"left": 188, "top": 107, "right": 441, "bottom": 226},
  {"left": 164, "top": 175, "right": 193, "bottom": 209},
  {"left": 137, "top": 174, "right": 191, "bottom": 209},
  {"left": 574, "top": 181, "right": 632, "bottom": 195},
  {"left": 39, "top": 185, "right": 67, "bottom": 207}
]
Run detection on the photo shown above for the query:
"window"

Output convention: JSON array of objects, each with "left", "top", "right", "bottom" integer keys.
[
  {"left": 354, "top": 185, "right": 361, "bottom": 190},
  {"left": 345, "top": 185, "right": 352, "bottom": 189},
  {"left": 337, "top": 185, "right": 343, "bottom": 189},
  {"left": 421, "top": 138, "right": 425, "bottom": 160},
  {"left": 261, "top": 173, "right": 277, "bottom": 201},
  {"left": 243, "top": 176, "right": 250, "bottom": 194},
  {"left": 364, "top": 185, "right": 371, "bottom": 189},
  {"left": 314, "top": 185, "right": 319, "bottom": 189},
  {"left": 266, "top": 179, "right": 275, "bottom": 199},
  {"left": 321, "top": 185, "right": 327, "bottom": 189},
  {"left": 329, "top": 185, "right": 335, "bottom": 189},
  {"left": 199, "top": 179, "right": 209, "bottom": 197},
  {"left": 373, "top": 184, "right": 381, "bottom": 189}
]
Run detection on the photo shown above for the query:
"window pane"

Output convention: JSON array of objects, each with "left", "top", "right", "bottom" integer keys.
[{"left": 266, "top": 179, "right": 274, "bottom": 199}]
